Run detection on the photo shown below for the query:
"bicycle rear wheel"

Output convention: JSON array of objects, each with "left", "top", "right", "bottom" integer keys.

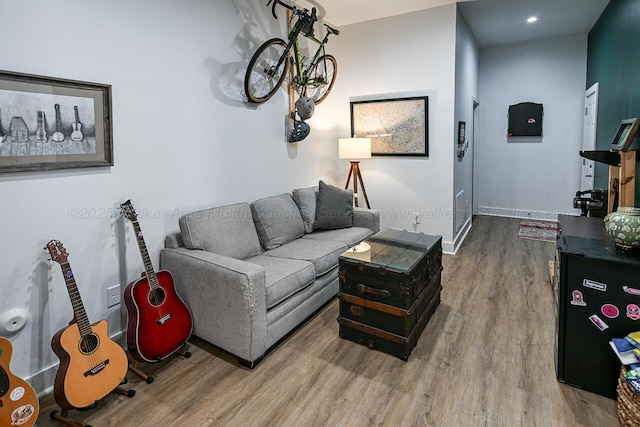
[
  {"left": 244, "top": 38, "right": 289, "bottom": 103},
  {"left": 305, "top": 54, "right": 337, "bottom": 105}
]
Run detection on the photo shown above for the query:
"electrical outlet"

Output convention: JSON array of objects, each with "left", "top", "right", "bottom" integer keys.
[{"left": 107, "top": 284, "right": 121, "bottom": 308}]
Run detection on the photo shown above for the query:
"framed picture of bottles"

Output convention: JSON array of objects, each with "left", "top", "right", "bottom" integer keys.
[{"left": 0, "top": 70, "right": 112, "bottom": 173}]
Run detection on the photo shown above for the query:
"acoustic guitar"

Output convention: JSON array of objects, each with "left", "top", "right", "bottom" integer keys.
[
  {"left": 120, "top": 200, "right": 193, "bottom": 362},
  {"left": 70, "top": 106, "right": 83, "bottom": 142},
  {"left": 51, "top": 104, "right": 65, "bottom": 143},
  {"left": 0, "top": 108, "right": 6, "bottom": 143},
  {"left": 46, "top": 240, "right": 128, "bottom": 410},
  {"left": 35, "top": 111, "right": 47, "bottom": 143},
  {"left": 0, "top": 337, "right": 39, "bottom": 427}
]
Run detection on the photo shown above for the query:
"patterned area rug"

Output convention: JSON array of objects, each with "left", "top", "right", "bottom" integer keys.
[{"left": 518, "top": 219, "right": 558, "bottom": 242}]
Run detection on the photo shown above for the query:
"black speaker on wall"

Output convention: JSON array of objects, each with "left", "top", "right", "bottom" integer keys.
[{"left": 508, "top": 102, "right": 543, "bottom": 137}]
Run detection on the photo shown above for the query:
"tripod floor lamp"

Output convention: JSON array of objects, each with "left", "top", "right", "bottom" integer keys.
[{"left": 339, "top": 137, "right": 371, "bottom": 208}]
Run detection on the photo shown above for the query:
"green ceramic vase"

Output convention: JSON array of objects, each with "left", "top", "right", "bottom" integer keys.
[{"left": 604, "top": 206, "right": 640, "bottom": 250}]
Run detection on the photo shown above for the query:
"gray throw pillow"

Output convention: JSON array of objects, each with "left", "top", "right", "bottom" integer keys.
[
  {"left": 292, "top": 186, "right": 318, "bottom": 233},
  {"left": 314, "top": 180, "right": 354, "bottom": 230},
  {"left": 179, "top": 203, "right": 262, "bottom": 260},
  {"left": 251, "top": 194, "right": 306, "bottom": 250}
]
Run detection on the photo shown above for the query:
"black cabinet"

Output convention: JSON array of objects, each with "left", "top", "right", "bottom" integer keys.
[{"left": 555, "top": 215, "right": 640, "bottom": 398}]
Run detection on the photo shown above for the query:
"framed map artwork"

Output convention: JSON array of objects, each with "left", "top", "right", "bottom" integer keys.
[{"left": 350, "top": 96, "right": 428, "bottom": 156}]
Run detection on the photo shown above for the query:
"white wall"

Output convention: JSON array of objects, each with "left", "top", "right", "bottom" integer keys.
[
  {"left": 0, "top": 0, "right": 335, "bottom": 393},
  {"left": 477, "top": 34, "right": 587, "bottom": 220},
  {"left": 453, "top": 8, "right": 479, "bottom": 247},
  {"left": 317, "top": 4, "right": 458, "bottom": 249},
  {"left": 1, "top": 0, "right": 467, "bottom": 394}
]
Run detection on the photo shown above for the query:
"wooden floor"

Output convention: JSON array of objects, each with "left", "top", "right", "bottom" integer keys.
[{"left": 36, "top": 216, "right": 619, "bottom": 426}]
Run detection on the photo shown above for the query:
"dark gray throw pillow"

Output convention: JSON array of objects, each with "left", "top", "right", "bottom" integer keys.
[{"left": 314, "top": 180, "right": 353, "bottom": 230}]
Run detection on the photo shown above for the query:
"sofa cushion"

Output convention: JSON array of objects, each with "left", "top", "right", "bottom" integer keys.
[
  {"left": 292, "top": 186, "right": 318, "bottom": 233},
  {"left": 179, "top": 203, "right": 262, "bottom": 260},
  {"left": 314, "top": 180, "right": 353, "bottom": 230},
  {"left": 247, "top": 255, "right": 315, "bottom": 309},
  {"left": 264, "top": 238, "right": 347, "bottom": 277},
  {"left": 251, "top": 194, "right": 306, "bottom": 250},
  {"left": 301, "top": 226, "right": 373, "bottom": 248}
]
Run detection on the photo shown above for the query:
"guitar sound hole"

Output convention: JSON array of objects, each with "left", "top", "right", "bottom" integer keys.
[
  {"left": 79, "top": 334, "right": 100, "bottom": 355},
  {"left": 0, "top": 366, "right": 9, "bottom": 397},
  {"left": 148, "top": 288, "right": 166, "bottom": 307}
]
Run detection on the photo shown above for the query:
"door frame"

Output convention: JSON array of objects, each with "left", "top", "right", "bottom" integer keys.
[
  {"left": 472, "top": 97, "right": 480, "bottom": 216},
  {"left": 581, "top": 83, "right": 599, "bottom": 190}
]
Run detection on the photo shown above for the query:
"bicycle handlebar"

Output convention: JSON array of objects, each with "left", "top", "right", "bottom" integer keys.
[
  {"left": 267, "top": 0, "right": 316, "bottom": 25},
  {"left": 267, "top": 0, "right": 291, "bottom": 20}
]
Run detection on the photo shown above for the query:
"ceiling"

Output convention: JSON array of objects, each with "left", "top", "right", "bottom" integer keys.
[
  {"left": 298, "top": 0, "right": 461, "bottom": 27},
  {"left": 296, "top": 0, "right": 610, "bottom": 48},
  {"left": 458, "top": 0, "right": 610, "bottom": 47}
]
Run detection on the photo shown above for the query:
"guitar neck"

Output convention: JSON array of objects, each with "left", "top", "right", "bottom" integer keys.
[
  {"left": 59, "top": 262, "right": 93, "bottom": 336},
  {"left": 131, "top": 220, "right": 159, "bottom": 289},
  {"left": 74, "top": 106, "right": 80, "bottom": 124}
]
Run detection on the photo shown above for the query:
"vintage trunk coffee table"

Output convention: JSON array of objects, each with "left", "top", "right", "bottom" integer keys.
[{"left": 338, "top": 228, "right": 443, "bottom": 360}]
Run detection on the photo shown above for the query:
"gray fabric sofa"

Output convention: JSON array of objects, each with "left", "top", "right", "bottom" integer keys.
[{"left": 160, "top": 185, "right": 380, "bottom": 367}]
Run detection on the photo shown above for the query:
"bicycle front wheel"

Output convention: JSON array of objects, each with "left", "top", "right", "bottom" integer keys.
[
  {"left": 244, "top": 38, "right": 289, "bottom": 103},
  {"left": 305, "top": 54, "right": 337, "bottom": 105}
]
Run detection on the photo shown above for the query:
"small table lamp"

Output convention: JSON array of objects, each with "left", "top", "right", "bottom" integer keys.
[{"left": 339, "top": 137, "right": 371, "bottom": 208}]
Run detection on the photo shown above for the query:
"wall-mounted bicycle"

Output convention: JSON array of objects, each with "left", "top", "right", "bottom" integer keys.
[{"left": 244, "top": 0, "right": 339, "bottom": 105}]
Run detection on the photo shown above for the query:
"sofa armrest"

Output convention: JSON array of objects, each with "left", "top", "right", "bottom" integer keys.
[
  {"left": 353, "top": 207, "right": 380, "bottom": 233},
  {"left": 165, "top": 231, "right": 183, "bottom": 249},
  {"left": 159, "top": 247, "right": 267, "bottom": 362}
]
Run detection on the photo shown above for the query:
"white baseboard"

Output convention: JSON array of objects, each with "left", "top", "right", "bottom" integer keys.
[
  {"left": 477, "top": 206, "right": 563, "bottom": 222},
  {"left": 442, "top": 240, "right": 455, "bottom": 254},
  {"left": 451, "top": 217, "right": 473, "bottom": 255},
  {"left": 30, "top": 364, "right": 57, "bottom": 398}
]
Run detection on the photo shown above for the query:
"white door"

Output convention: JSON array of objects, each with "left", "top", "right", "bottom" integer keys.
[{"left": 581, "top": 83, "right": 599, "bottom": 190}]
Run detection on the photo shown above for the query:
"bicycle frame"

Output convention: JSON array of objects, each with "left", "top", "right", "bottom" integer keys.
[
  {"left": 244, "top": 0, "right": 338, "bottom": 107},
  {"left": 269, "top": 7, "right": 333, "bottom": 95},
  {"left": 291, "top": 32, "right": 330, "bottom": 91}
]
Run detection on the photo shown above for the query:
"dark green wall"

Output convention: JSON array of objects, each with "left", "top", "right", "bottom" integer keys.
[{"left": 587, "top": 0, "right": 640, "bottom": 206}]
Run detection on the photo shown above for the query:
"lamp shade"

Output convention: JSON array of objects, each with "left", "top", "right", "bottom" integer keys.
[{"left": 338, "top": 138, "right": 371, "bottom": 159}]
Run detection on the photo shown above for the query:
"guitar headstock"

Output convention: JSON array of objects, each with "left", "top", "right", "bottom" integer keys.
[
  {"left": 46, "top": 240, "right": 69, "bottom": 264},
  {"left": 120, "top": 200, "right": 138, "bottom": 222}
]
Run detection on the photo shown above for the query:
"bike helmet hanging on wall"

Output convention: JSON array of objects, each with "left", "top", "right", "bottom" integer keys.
[
  {"left": 295, "top": 96, "right": 315, "bottom": 121},
  {"left": 288, "top": 119, "right": 310, "bottom": 143}
]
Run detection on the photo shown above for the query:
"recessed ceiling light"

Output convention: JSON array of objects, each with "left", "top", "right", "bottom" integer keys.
[{"left": 527, "top": 16, "right": 538, "bottom": 23}]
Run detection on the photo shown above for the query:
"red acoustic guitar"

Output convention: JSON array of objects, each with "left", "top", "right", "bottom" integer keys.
[
  {"left": 46, "top": 240, "right": 128, "bottom": 410},
  {"left": 120, "top": 200, "right": 193, "bottom": 363},
  {"left": 0, "top": 337, "right": 39, "bottom": 427}
]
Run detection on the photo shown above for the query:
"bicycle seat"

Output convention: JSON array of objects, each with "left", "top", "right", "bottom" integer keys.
[{"left": 324, "top": 24, "right": 340, "bottom": 35}]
